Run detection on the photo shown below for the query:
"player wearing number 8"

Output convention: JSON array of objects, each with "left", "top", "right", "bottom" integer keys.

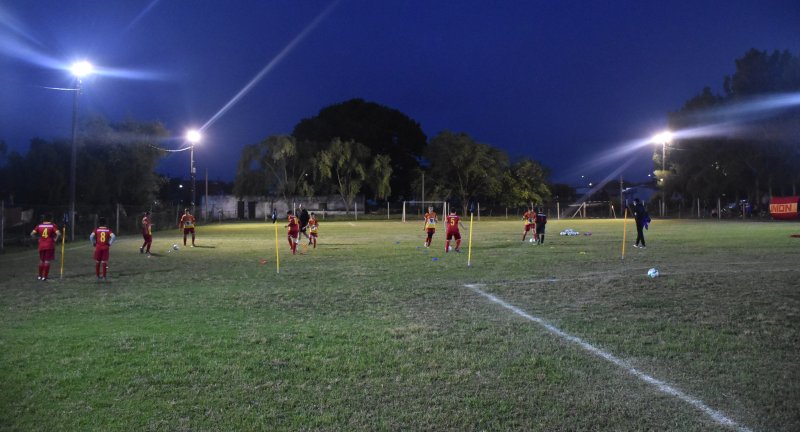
[
  {"left": 90, "top": 217, "right": 115, "bottom": 280},
  {"left": 30, "top": 214, "right": 61, "bottom": 281}
]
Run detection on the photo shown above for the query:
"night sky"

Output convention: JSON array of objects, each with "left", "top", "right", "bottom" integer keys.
[{"left": 2, "top": 1, "right": 799, "bottom": 186}]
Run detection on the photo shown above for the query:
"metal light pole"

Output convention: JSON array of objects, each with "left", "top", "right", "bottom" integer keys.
[
  {"left": 68, "top": 61, "right": 93, "bottom": 241},
  {"left": 186, "top": 130, "right": 201, "bottom": 216}
]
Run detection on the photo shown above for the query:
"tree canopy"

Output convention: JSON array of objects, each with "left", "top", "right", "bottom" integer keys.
[
  {"left": 663, "top": 49, "right": 800, "bottom": 205},
  {"left": 292, "top": 98, "right": 427, "bottom": 200}
]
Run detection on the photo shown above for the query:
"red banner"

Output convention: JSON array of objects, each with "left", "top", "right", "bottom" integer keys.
[{"left": 770, "top": 196, "right": 799, "bottom": 220}]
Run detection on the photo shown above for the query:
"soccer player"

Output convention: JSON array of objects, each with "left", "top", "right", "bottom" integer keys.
[
  {"left": 632, "top": 198, "right": 648, "bottom": 248},
  {"left": 298, "top": 204, "right": 311, "bottom": 244},
  {"left": 534, "top": 207, "right": 548, "bottom": 245},
  {"left": 285, "top": 210, "right": 300, "bottom": 255},
  {"left": 308, "top": 212, "right": 319, "bottom": 249},
  {"left": 423, "top": 206, "right": 437, "bottom": 248},
  {"left": 444, "top": 209, "right": 466, "bottom": 253},
  {"left": 522, "top": 206, "right": 536, "bottom": 242},
  {"left": 90, "top": 217, "right": 115, "bottom": 280},
  {"left": 178, "top": 208, "right": 196, "bottom": 247},
  {"left": 30, "top": 214, "right": 60, "bottom": 281},
  {"left": 140, "top": 211, "right": 153, "bottom": 255}
]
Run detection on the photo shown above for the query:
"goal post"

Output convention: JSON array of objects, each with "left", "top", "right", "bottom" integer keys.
[{"left": 402, "top": 201, "right": 447, "bottom": 223}]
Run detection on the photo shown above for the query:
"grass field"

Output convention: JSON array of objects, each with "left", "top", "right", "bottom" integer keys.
[{"left": 1, "top": 217, "right": 798, "bottom": 431}]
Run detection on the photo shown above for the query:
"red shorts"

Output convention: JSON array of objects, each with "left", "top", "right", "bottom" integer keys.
[
  {"left": 524, "top": 224, "right": 534, "bottom": 232},
  {"left": 446, "top": 231, "right": 461, "bottom": 240},
  {"left": 142, "top": 234, "right": 152, "bottom": 242},
  {"left": 39, "top": 249, "right": 55, "bottom": 262},
  {"left": 288, "top": 230, "right": 299, "bottom": 238},
  {"left": 94, "top": 248, "right": 110, "bottom": 262},
  {"left": 183, "top": 228, "right": 195, "bottom": 234}
]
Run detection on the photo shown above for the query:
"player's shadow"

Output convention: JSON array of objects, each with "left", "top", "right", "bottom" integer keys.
[{"left": 191, "top": 245, "right": 216, "bottom": 248}]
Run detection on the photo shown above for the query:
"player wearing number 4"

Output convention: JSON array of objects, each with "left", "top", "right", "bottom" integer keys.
[
  {"left": 30, "top": 214, "right": 61, "bottom": 281},
  {"left": 179, "top": 208, "right": 196, "bottom": 247},
  {"left": 445, "top": 209, "right": 466, "bottom": 253},
  {"left": 308, "top": 212, "right": 319, "bottom": 248},
  {"left": 423, "top": 206, "right": 437, "bottom": 248},
  {"left": 90, "top": 217, "right": 115, "bottom": 280}
]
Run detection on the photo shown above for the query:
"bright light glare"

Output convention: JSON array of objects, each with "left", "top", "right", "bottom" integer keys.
[
  {"left": 186, "top": 130, "right": 202, "bottom": 144},
  {"left": 70, "top": 60, "right": 94, "bottom": 78},
  {"left": 652, "top": 130, "right": 672, "bottom": 144}
]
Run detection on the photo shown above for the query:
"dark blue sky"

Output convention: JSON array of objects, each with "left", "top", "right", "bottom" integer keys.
[{"left": 2, "top": 1, "right": 799, "bottom": 186}]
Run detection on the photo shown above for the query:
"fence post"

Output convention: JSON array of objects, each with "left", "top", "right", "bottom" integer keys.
[
  {"left": 557, "top": 202, "right": 560, "bottom": 220},
  {"left": 717, "top": 198, "right": 721, "bottom": 220},
  {"left": 354, "top": 203, "right": 358, "bottom": 221},
  {"left": 402, "top": 201, "right": 406, "bottom": 223},
  {"left": 387, "top": 202, "right": 390, "bottom": 220},
  {"left": 477, "top": 202, "right": 481, "bottom": 221}
]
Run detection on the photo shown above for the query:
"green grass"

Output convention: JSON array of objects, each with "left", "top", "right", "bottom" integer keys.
[{"left": 1, "top": 218, "right": 798, "bottom": 431}]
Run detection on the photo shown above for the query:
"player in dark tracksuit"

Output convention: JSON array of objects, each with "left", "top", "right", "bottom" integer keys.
[
  {"left": 534, "top": 208, "right": 547, "bottom": 245},
  {"left": 632, "top": 198, "right": 647, "bottom": 248}
]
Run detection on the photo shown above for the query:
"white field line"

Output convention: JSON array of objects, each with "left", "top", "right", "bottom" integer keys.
[{"left": 464, "top": 283, "right": 753, "bottom": 432}]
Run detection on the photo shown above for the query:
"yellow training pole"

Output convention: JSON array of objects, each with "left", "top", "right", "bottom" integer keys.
[
  {"left": 467, "top": 212, "right": 474, "bottom": 267},
  {"left": 59, "top": 227, "right": 66, "bottom": 279},
  {"left": 274, "top": 222, "right": 280, "bottom": 274},
  {"left": 621, "top": 208, "right": 628, "bottom": 260}
]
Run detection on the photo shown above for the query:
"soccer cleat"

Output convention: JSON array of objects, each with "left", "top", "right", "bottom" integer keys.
[
  {"left": 140, "top": 247, "right": 144, "bottom": 254},
  {"left": 37, "top": 276, "right": 42, "bottom": 281},
  {"left": 633, "top": 244, "right": 639, "bottom": 248}
]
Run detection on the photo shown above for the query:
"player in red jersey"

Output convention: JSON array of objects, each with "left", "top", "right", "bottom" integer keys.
[
  {"left": 30, "top": 214, "right": 60, "bottom": 281},
  {"left": 308, "top": 212, "right": 319, "bottom": 249},
  {"left": 140, "top": 211, "right": 153, "bottom": 255},
  {"left": 285, "top": 210, "right": 300, "bottom": 255},
  {"left": 423, "top": 206, "right": 437, "bottom": 248},
  {"left": 444, "top": 209, "right": 466, "bottom": 253},
  {"left": 521, "top": 206, "right": 537, "bottom": 242},
  {"left": 90, "top": 217, "right": 116, "bottom": 280},
  {"left": 178, "top": 208, "right": 196, "bottom": 247}
]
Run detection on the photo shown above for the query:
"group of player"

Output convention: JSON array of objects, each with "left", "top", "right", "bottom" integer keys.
[
  {"left": 423, "top": 206, "right": 467, "bottom": 253},
  {"left": 285, "top": 204, "right": 319, "bottom": 255},
  {"left": 421, "top": 205, "right": 548, "bottom": 252},
  {"left": 521, "top": 206, "right": 548, "bottom": 244},
  {"left": 29, "top": 208, "right": 199, "bottom": 281}
]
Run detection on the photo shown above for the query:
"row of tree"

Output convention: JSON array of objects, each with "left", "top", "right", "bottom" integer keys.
[
  {"left": 233, "top": 99, "right": 553, "bottom": 213},
  {"left": 658, "top": 49, "right": 800, "bottom": 208},
  {"left": 0, "top": 117, "right": 167, "bottom": 207}
]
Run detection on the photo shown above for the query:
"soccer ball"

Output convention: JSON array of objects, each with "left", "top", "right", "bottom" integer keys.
[
  {"left": 529, "top": 238, "right": 534, "bottom": 243},
  {"left": 173, "top": 244, "right": 180, "bottom": 251},
  {"left": 647, "top": 268, "right": 659, "bottom": 278},
  {"left": 448, "top": 245, "right": 453, "bottom": 251}
]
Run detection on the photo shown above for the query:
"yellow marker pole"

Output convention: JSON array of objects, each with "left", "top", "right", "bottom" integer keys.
[
  {"left": 274, "top": 222, "right": 280, "bottom": 274},
  {"left": 621, "top": 208, "right": 628, "bottom": 260},
  {"left": 59, "top": 227, "right": 66, "bottom": 279},
  {"left": 467, "top": 212, "right": 474, "bottom": 267}
]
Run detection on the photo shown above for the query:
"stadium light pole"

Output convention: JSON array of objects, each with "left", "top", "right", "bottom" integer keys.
[
  {"left": 186, "top": 130, "right": 201, "bottom": 216},
  {"left": 68, "top": 60, "right": 94, "bottom": 241},
  {"left": 652, "top": 130, "right": 672, "bottom": 173}
]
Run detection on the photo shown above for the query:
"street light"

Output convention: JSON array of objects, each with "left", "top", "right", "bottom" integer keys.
[
  {"left": 186, "top": 130, "right": 201, "bottom": 215},
  {"left": 68, "top": 60, "right": 94, "bottom": 241}
]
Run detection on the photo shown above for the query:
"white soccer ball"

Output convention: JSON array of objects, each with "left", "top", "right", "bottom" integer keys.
[
  {"left": 173, "top": 244, "right": 180, "bottom": 251},
  {"left": 647, "top": 268, "right": 659, "bottom": 278},
  {"left": 448, "top": 245, "right": 453, "bottom": 251},
  {"left": 529, "top": 238, "right": 534, "bottom": 243}
]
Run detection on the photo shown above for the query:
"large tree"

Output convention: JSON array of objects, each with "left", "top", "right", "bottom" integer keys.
[{"left": 293, "top": 98, "right": 426, "bottom": 200}]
